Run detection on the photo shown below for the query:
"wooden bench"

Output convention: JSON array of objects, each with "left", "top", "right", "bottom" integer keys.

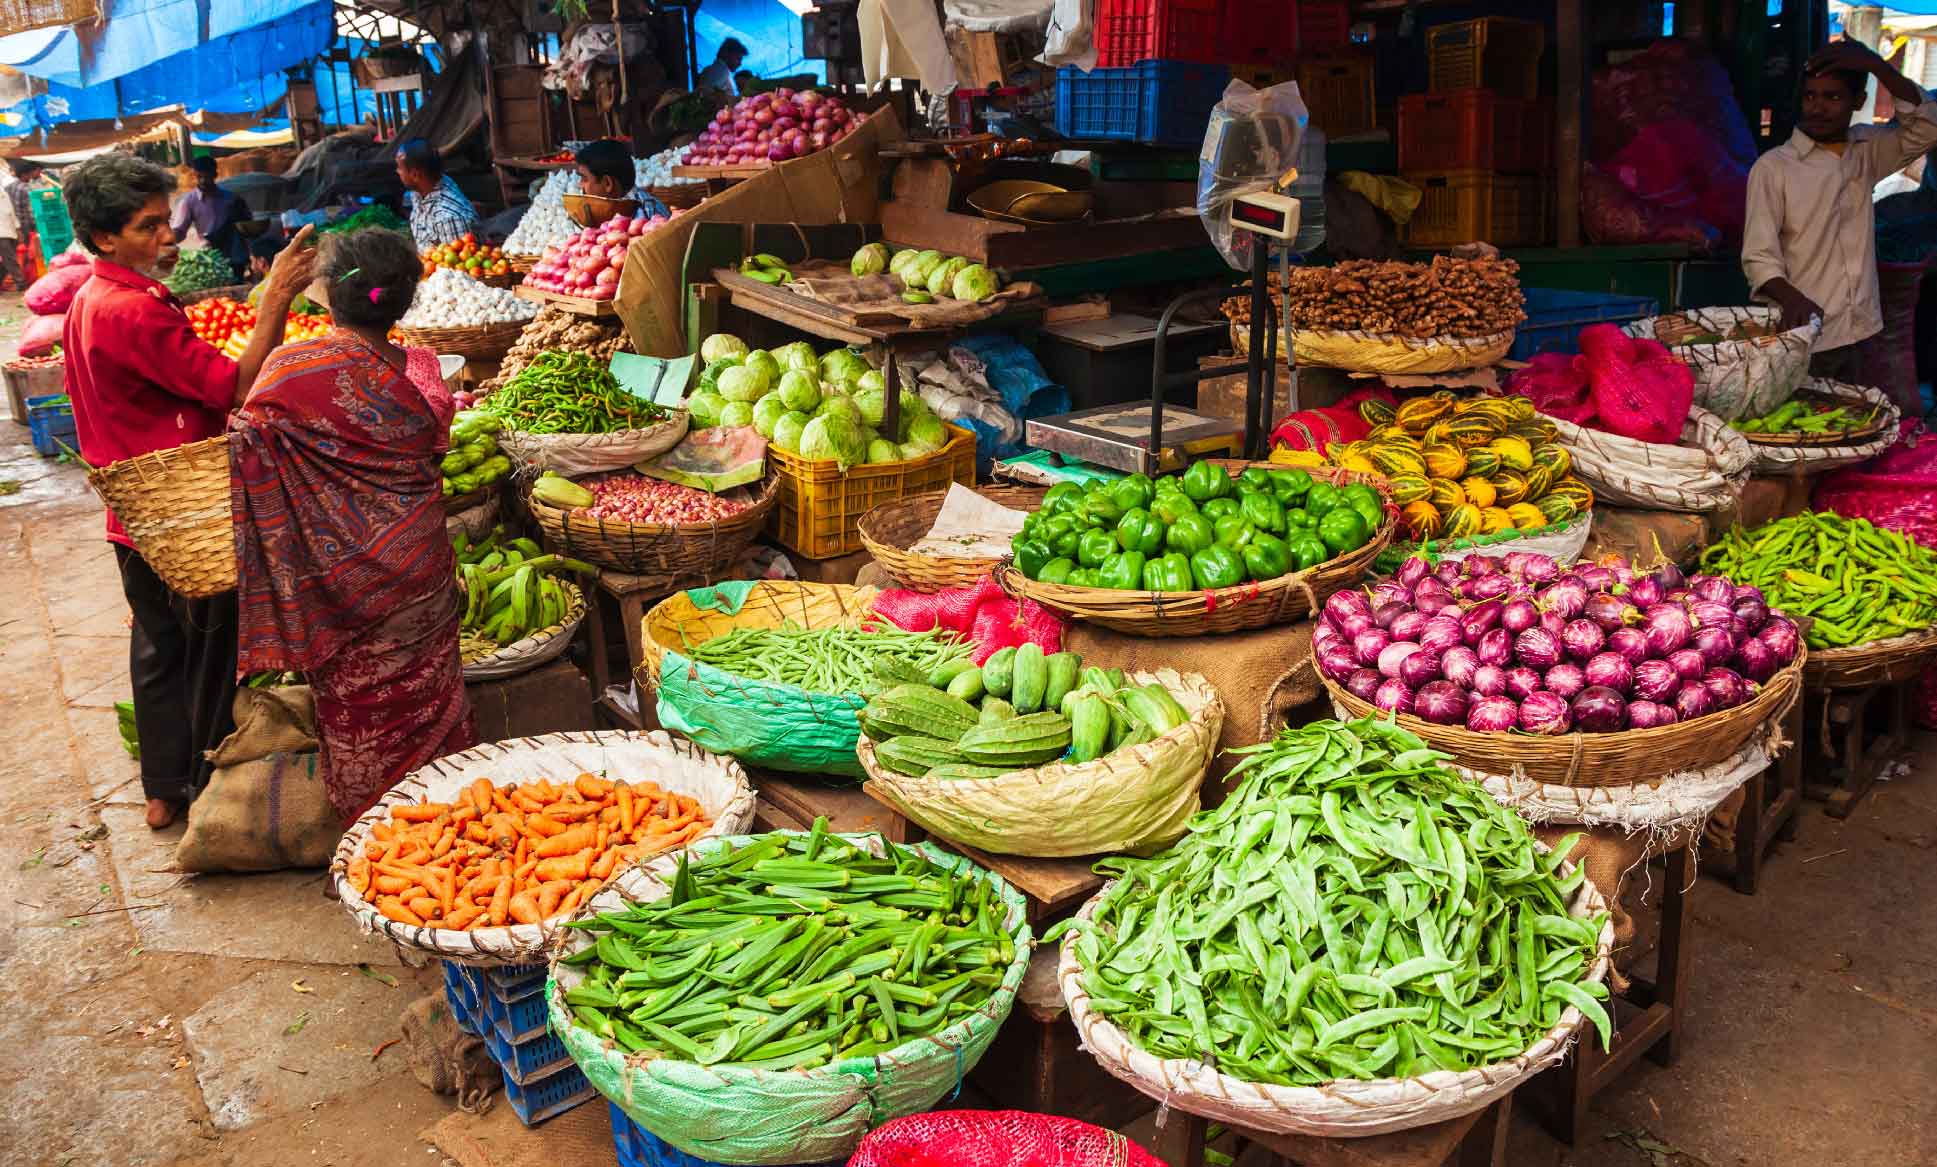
[
  {"left": 580, "top": 567, "right": 709, "bottom": 727},
  {"left": 1151, "top": 1097, "right": 1512, "bottom": 1167},
  {"left": 1702, "top": 698, "right": 1803, "bottom": 894},
  {"left": 1801, "top": 680, "right": 1913, "bottom": 820}
]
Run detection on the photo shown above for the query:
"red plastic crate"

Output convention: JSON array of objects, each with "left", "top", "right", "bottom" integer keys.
[
  {"left": 1219, "top": 1, "right": 1297, "bottom": 67},
  {"left": 1093, "top": 0, "right": 1221, "bottom": 67},
  {"left": 1398, "top": 89, "right": 1554, "bottom": 173},
  {"left": 1298, "top": 1, "right": 1353, "bottom": 53}
]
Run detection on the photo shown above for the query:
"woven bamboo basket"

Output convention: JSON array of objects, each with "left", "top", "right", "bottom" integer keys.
[
  {"left": 460, "top": 580, "right": 587, "bottom": 680},
  {"left": 86, "top": 435, "right": 236, "bottom": 598},
  {"left": 998, "top": 465, "right": 1395, "bottom": 637},
  {"left": 327, "top": 730, "right": 756, "bottom": 966},
  {"left": 1321, "top": 652, "right": 1805, "bottom": 787},
  {"left": 1803, "top": 624, "right": 1937, "bottom": 690},
  {"left": 174, "top": 283, "right": 251, "bottom": 305},
  {"left": 858, "top": 485, "right": 1046, "bottom": 592},
  {"left": 651, "top": 183, "right": 706, "bottom": 210},
  {"left": 1742, "top": 383, "right": 1892, "bottom": 448},
  {"left": 526, "top": 472, "right": 778, "bottom": 576},
  {"left": 1058, "top": 849, "right": 1613, "bottom": 1137},
  {"left": 506, "top": 253, "right": 539, "bottom": 274},
  {"left": 444, "top": 483, "right": 496, "bottom": 513},
  {"left": 394, "top": 319, "right": 527, "bottom": 362}
]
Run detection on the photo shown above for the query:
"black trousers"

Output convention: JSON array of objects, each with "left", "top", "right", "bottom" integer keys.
[{"left": 115, "top": 545, "right": 239, "bottom": 806}]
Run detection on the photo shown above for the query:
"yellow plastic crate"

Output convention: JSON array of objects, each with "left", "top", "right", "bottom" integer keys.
[
  {"left": 1402, "top": 170, "right": 1552, "bottom": 248},
  {"left": 1426, "top": 17, "right": 1545, "bottom": 99},
  {"left": 767, "top": 423, "right": 977, "bottom": 559}
]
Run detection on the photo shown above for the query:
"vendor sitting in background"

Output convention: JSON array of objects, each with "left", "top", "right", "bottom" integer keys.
[
  {"left": 396, "top": 138, "right": 477, "bottom": 248},
  {"left": 172, "top": 155, "right": 248, "bottom": 274},
  {"left": 574, "top": 139, "right": 670, "bottom": 222},
  {"left": 697, "top": 38, "right": 747, "bottom": 96},
  {"left": 1741, "top": 39, "right": 1937, "bottom": 411}
]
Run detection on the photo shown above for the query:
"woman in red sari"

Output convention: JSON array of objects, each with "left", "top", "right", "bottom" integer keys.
[{"left": 229, "top": 228, "right": 475, "bottom": 824}]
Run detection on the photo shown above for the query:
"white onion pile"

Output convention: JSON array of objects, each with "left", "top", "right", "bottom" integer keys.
[
  {"left": 504, "top": 171, "right": 582, "bottom": 258},
  {"left": 638, "top": 146, "right": 699, "bottom": 188},
  {"left": 400, "top": 268, "right": 539, "bottom": 329},
  {"left": 681, "top": 88, "right": 865, "bottom": 167}
]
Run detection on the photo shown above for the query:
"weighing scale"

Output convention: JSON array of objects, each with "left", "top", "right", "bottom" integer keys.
[{"left": 1020, "top": 167, "right": 1304, "bottom": 475}]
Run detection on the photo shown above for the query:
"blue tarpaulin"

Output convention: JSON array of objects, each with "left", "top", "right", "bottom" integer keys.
[
  {"left": 694, "top": 0, "right": 825, "bottom": 86},
  {"left": 0, "top": 0, "right": 320, "bottom": 89}
]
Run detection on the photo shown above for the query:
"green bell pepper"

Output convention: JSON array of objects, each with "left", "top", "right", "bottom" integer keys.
[
  {"left": 1285, "top": 507, "right": 1312, "bottom": 529},
  {"left": 1165, "top": 513, "right": 1214, "bottom": 556},
  {"left": 1081, "top": 489, "right": 1124, "bottom": 527},
  {"left": 1150, "top": 492, "right": 1197, "bottom": 526},
  {"left": 1317, "top": 507, "right": 1371, "bottom": 556},
  {"left": 1181, "top": 460, "right": 1234, "bottom": 503},
  {"left": 1268, "top": 468, "right": 1312, "bottom": 505},
  {"left": 1304, "top": 482, "right": 1340, "bottom": 518},
  {"left": 1238, "top": 467, "right": 1274, "bottom": 495},
  {"left": 1116, "top": 508, "right": 1166, "bottom": 556},
  {"left": 1289, "top": 533, "right": 1329, "bottom": 571},
  {"left": 1239, "top": 491, "right": 1286, "bottom": 535},
  {"left": 1051, "top": 529, "right": 1080, "bottom": 560},
  {"left": 1013, "top": 538, "right": 1053, "bottom": 580},
  {"left": 1200, "top": 497, "right": 1240, "bottom": 522},
  {"left": 1040, "top": 513, "right": 1076, "bottom": 544},
  {"left": 1077, "top": 528, "right": 1118, "bottom": 568},
  {"left": 1066, "top": 567, "right": 1099, "bottom": 588},
  {"left": 1241, "top": 532, "right": 1291, "bottom": 581},
  {"left": 1212, "top": 514, "right": 1255, "bottom": 550},
  {"left": 1190, "top": 545, "right": 1245, "bottom": 589},
  {"left": 1019, "top": 511, "right": 1044, "bottom": 538},
  {"left": 1338, "top": 483, "right": 1385, "bottom": 533},
  {"left": 1043, "top": 482, "right": 1084, "bottom": 515},
  {"left": 1110, "top": 473, "right": 1154, "bottom": 514},
  {"left": 1143, "top": 552, "right": 1193, "bottom": 592},
  {"left": 1099, "top": 550, "right": 1147, "bottom": 591},
  {"left": 1037, "top": 557, "right": 1075, "bottom": 585}
]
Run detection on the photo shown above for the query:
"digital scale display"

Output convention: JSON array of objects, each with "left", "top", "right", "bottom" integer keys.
[{"left": 1232, "top": 200, "right": 1290, "bottom": 232}]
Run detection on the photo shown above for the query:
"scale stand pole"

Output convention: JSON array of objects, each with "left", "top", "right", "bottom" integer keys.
[{"left": 1243, "top": 236, "right": 1277, "bottom": 460}]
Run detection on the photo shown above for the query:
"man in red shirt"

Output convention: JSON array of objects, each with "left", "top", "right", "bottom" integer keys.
[{"left": 62, "top": 153, "right": 316, "bottom": 829}]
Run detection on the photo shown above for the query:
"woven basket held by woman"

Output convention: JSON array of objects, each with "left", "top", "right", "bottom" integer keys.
[{"left": 228, "top": 228, "right": 476, "bottom": 824}]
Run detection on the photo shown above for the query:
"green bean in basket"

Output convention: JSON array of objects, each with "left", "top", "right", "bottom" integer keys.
[
  {"left": 685, "top": 624, "right": 973, "bottom": 697},
  {"left": 1049, "top": 718, "right": 1611, "bottom": 1086},
  {"left": 474, "top": 351, "right": 672, "bottom": 434},
  {"left": 557, "top": 818, "right": 1019, "bottom": 1070}
]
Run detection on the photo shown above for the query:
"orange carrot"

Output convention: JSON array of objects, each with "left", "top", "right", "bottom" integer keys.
[
  {"left": 576, "top": 773, "right": 614, "bottom": 799},
  {"left": 535, "top": 823, "right": 595, "bottom": 858},
  {"left": 392, "top": 803, "right": 451, "bottom": 822},
  {"left": 507, "top": 890, "right": 542, "bottom": 925},
  {"left": 534, "top": 852, "right": 591, "bottom": 882},
  {"left": 376, "top": 896, "right": 424, "bottom": 926}
]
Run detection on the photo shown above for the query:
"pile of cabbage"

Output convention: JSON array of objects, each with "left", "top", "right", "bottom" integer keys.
[
  {"left": 685, "top": 333, "right": 950, "bottom": 469},
  {"left": 1315, "top": 552, "right": 1802, "bottom": 734}
]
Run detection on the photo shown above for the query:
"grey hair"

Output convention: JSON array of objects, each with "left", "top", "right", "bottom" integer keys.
[{"left": 63, "top": 153, "right": 176, "bottom": 254}]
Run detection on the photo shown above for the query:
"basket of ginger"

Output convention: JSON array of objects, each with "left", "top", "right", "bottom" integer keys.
[{"left": 329, "top": 730, "right": 756, "bottom": 965}]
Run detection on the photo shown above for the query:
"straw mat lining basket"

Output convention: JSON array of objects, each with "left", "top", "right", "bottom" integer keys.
[
  {"left": 460, "top": 580, "right": 587, "bottom": 680},
  {"left": 1058, "top": 853, "right": 1613, "bottom": 1137},
  {"left": 858, "top": 485, "right": 1045, "bottom": 593},
  {"left": 327, "top": 730, "right": 755, "bottom": 966},
  {"left": 998, "top": 465, "right": 1394, "bottom": 637},
  {"left": 527, "top": 472, "right": 778, "bottom": 576},
  {"left": 1321, "top": 653, "right": 1804, "bottom": 787},
  {"left": 1743, "top": 380, "right": 1900, "bottom": 477},
  {"left": 393, "top": 319, "right": 526, "bottom": 362},
  {"left": 86, "top": 435, "right": 236, "bottom": 598},
  {"left": 1804, "top": 625, "right": 1937, "bottom": 690}
]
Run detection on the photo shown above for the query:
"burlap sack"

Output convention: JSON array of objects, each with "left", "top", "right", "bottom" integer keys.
[
  {"left": 402, "top": 993, "right": 496, "bottom": 1108},
  {"left": 176, "top": 686, "right": 339, "bottom": 873},
  {"left": 1534, "top": 822, "right": 1699, "bottom": 985},
  {"left": 1067, "top": 621, "right": 1320, "bottom": 797}
]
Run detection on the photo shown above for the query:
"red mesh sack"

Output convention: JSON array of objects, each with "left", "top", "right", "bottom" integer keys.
[
  {"left": 50, "top": 248, "right": 91, "bottom": 270},
  {"left": 847, "top": 1111, "right": 1165, "bottom": 1167},
  {"left": 17, "top": 312, "right": 64, "bottom": 358},
  {"left": 1506, "top": 353, "right": 1593, "bottom": 420},
  {"left": 1269, "top": 386, "right": 1392, "bottom": 452},
  {"left": 25, "top": 261, "right": 90, "bottom": 316},
  {"left": 1812, "top": 422, "right": 1937, "bottom": 547},
  {"left": 870, "top": 589, "right": 945, "bottom": 632},
  {"left": 934, "top": 574, "right": 1003, "bottom": 633},
  {"left": 1578, "top": 323, "right": 1690, "bottom": 443},
  {"left": 1581, "top": 164, "right": 1721, "bottom": 250}
]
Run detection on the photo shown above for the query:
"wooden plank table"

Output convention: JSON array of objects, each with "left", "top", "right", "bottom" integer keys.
[
  {"left": 513, "top": 285, "right": 620, "bottom": 318},
  {"left": 1152, "top": 1097, "right": 1511, "bottom": 1167},
  {"left": 712, "top": 265, "right": 1046, "bottom": 347},
  {"left": 1702, "top": 697, "right": 1802, "bottom": 894},
  {"left": 747, "top": 769, "right": 920, "bottom": 843}
]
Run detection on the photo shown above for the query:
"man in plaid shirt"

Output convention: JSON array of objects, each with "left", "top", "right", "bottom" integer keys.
[{"left": 396, "top": 139, "right": 477, "bottom": 248}]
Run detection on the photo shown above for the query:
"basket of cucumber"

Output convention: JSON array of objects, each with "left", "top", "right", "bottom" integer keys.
[{"left": 855, "top": 650, "right": 1223, "bottom": 857}]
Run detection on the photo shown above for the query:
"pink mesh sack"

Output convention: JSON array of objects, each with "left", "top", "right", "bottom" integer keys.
[{"left": 847, "top": 1111, "right": 1165, "bottom": 1167}]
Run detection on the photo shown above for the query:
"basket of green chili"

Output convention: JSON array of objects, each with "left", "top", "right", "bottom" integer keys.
[
  {"left": 479, "top": 351, "right": 689, "bottom": 475},
  {"left": 1053, "top": 717, "right": 1614, "bottom": 1137},
  {"left": 548, "top": 822, "right": 1031, "bottom": 1165}
]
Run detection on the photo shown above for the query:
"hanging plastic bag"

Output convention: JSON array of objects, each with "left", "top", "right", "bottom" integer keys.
[{"left": 1197, "top": 79, "right": 1308, "bottom": 270}]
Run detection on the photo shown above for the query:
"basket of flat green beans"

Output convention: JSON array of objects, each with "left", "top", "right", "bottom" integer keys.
[
  {"left": 1052, "top": 717, "right": 1613, "bottom": 1138},
  {"left": 547, "top": 819, "right": 1031, "bottom": 1165}
]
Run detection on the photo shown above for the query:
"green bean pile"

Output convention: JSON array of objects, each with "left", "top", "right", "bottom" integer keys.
[
  {"left": 1058, "top": 718, "right": 1610, "bottom": 1085},
  {"left": 1698, "top": 512, "right": 1937, "bottom": 649},
  {"left": 475, "top": 351, "right": 672, "bottom": 434},
  {"left": 557, "top": 819, "right": 1019, "bottom": 1070},
  {"left": 686, "top": 623, "right": 972, "bottom": 696}
]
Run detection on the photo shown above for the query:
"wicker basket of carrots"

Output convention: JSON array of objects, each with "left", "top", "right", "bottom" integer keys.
[{"left": 328, "top": 730, "right": 756, "bottom": 965}]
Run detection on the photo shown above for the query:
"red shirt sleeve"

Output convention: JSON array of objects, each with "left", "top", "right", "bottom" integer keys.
[{"left": 136, "top": 293, "right": 239, "bottom": 411}]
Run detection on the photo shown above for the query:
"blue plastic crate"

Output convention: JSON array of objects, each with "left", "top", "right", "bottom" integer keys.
[
  {"left": 26, "top": 394, "right": 75, "bottom": 458},
  {"left": 483, "top": 982, "right": 550, "bottom": 1043},
  {"left": 1509, "top": 288, "right": 1660, "bottom": 362},
  {"left": 502, "top": 1060, "right": 594, "bottom": 1126},
  {"left": 481, "top": 962, "right": 547, "bottom": 1000},
  {"left": 608, "top": 1101, "right": 847, "bottom": 1167},
  {"left": 441, "top": 962, "right": 484, "bottom": 1036},
  {"left": 1055, "top": 60, "right": 1230, "bottom": 147},
  {"left": 482, "top": 1017, "right": 575, "bottom": 1084}
]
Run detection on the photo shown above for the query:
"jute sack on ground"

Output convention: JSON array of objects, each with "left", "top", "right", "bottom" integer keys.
[
  {"left": 551, "top": 834, "right": 1032, "bottom": 1165},
  {"left": 1067, "top": 621, "right": 1318, "bottom": 796},
  {"left": 859, "top": 668, "right": 1224, "bottom": 857},
  {"left": 176, "top": 686, "right": 338, "bottom": 873}
]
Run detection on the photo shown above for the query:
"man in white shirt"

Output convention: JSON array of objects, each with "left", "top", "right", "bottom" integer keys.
[
  {"left": 696, "top": 38, "right": 747, "bottom": 96},
  {"left": 0, "top": 164, "right": 26, "bottom": 291},
  {"left": 1741, "top": 40, "right": 1937, "bottom": 406}
]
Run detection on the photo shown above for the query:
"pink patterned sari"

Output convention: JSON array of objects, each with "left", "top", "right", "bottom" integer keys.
[{"left": 229, "top": 332, "right": 475, "bottom": 824}]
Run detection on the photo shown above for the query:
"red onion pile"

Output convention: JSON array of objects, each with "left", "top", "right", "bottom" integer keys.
[
  {"left": 1315, "top": 552, "right": 1801, "bottom": 735},
  {"left": 526, "top": 214, "right": 669, "bottom": 300},
  {"left": 584, "top": 474, "right": 749, "bottom": 525},
  {"left": 681, "top": 89, "right": 865, "bottom": 167}
]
